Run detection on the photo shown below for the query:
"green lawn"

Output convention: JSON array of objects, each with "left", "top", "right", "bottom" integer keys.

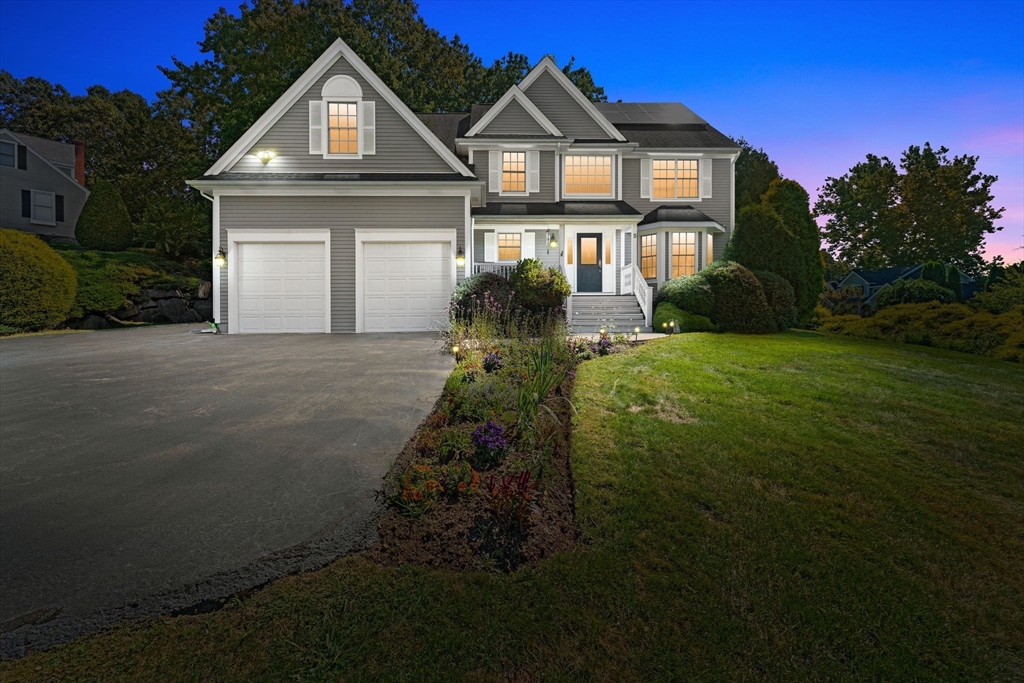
[{"left": 5, "top": 333, "right": 1022, "bottom": 681}]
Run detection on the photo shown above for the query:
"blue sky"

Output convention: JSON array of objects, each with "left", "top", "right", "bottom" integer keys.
[{"left": 1, "top": 0, "right": 1021, "bottom": 261}]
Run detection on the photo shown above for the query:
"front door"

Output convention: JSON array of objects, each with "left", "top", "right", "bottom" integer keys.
[{"left": 577, "top": 233, "right": 602, "bottom": 293}]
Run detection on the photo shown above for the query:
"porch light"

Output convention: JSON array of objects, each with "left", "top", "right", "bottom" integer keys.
[
  {"left": 214, "top": 248, "right": 227, "bottom": 268},
  {"left": 455, "top": 248, "right": 466, "bottom": 268},
  {"left": 548, "top": 231, "right": 558, "bottom": 250},
  {"left": 255, "top": 149, "right": 276, "bottom": 164}
]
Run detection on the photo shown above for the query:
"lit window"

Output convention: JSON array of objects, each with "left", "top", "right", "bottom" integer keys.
[
  {"left": 706, "top": 234, "right": 714, "bottom": 267},
  {"left": 640, "top": 234, "right": 657, "bottom": 279},
  {"left": 671, "top": 232, "right": 696, "bottom": 278},
  {"left": 498, "top": 233, "right": 521, "bottom": 261},
  {"left": 327, "top": 102, "right": 358, "bottom": 154},
  {"left": 653, "top": 159, "right": 698, "bottom": 199},
  {"left": 564, "top": 155, "right": 613, "bottom": 196},
  {"left": 0, "top": 141, "right": 14, "bottom": 168},
  {"left": 502, "top": 152, "right": 526, "bottom": 193}
]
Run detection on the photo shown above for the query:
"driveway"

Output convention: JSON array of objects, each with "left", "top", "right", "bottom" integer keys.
[{"left": 0, "top": 325, "right": 451, "bottom": 655}]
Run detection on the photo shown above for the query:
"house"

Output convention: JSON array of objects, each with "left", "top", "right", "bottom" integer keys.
[
  {"left": 187, "top": 38, "right": 739, "bottom": 334},
  {"left": 838, "top": 264, "right": 977, "bottom": 309},
  {"left": 0, "top": 129, "right": 88, "bottom": 240}
]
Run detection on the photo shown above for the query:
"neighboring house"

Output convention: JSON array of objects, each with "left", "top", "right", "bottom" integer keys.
[
  {"left": 838, "top": 264, "right": 977, "bottom": 309},
  {"left": 0, "top": 129, "right": 88, "bottom": 240},
  {"left": 187, "top": 38, "right": 739, "bottom": 334}
]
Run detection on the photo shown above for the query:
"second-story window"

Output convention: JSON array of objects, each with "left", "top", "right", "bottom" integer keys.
[
  {"left": 502, "top": 152, "right": 526, "bottom": 193},
  {"left": 328, "top": 102, "right": 358, "bottom": 155},
  {"left": 0, "top": 141, "right": 15, "bottom": 168},
  {"left": 564, "top": 155, "right": 613, "bottom": 197},
  {"left": 653, "top": 159, "right": 699, "bottom": 199}
]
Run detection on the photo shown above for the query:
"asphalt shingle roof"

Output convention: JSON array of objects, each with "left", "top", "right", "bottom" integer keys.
[
  {"left": 199, "top": 172, "right": 475, "bottom": 182},
  {"left": 638, "top": 205, "right": 718, "bottom": 225},
  {"left": 472, "top": 201, "right": 641, "bottom": 217},
  {"left": 415, "top": 113, "right": 471, "bottom": 154},
  {"left": 850, "top": 266, "right": 921, "bottom": 286}
]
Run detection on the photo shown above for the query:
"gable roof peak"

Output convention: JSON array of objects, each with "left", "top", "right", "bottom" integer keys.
[
  {"left": 518, "top": 57, "right": 625, "bottom": 142},
  {"left": 463, "top": 84, "right": 562, "bottom": 138}
]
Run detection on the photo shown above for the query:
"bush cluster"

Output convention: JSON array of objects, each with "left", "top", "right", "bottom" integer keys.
[
  {"left": 875, "top": 278, "right": 957, "bottom": 310},
  {"left": 508, "top": 259, "right": 571, "bottom": 314},
  {"left": 657, "top": 261, "right": 784, "bottom": 334},
  {"left": 657, "top": 275, "right": 713, "bottom": 319},
  {"left": 753, "top": 270, "right": 798, "bottom": 331},
  {"left": 653, "top": 302, "right": 717, "bottom": 333},
  {"left": 971, "top": 269, "right": 1024, "bottom": 314},
  {"left": 75, "top": 180, "right": 134, "bottom": 251},
  {"left": 451, "top": 271, "right": 513, "bottom": 313},
  {"left": 817, "top": 302, "right": 1023, "bottom": 363},
  {"left": 0, "top": 228, "right": 77, "bottom": 330}
]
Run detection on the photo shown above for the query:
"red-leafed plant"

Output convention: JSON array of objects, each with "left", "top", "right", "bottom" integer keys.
[{"left": 485, "top": 470, "right": 539, "bottom": 529}]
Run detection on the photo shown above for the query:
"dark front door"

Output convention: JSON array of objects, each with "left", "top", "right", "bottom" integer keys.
[{"left": 577, "top": 233, "right": 602, "bottom": 293}]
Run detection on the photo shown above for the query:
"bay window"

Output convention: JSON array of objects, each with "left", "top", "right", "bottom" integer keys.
[
  {"left": 640, "top": 234, "right": 657, "bottom": 279},
  {"left": 671, "top": 232, "right": 696, "bottom": 277}
]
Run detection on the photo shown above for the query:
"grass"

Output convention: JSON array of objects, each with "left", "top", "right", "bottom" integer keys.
[{"left": 4, "top": 332, "right": 1022, "bottom": 681}]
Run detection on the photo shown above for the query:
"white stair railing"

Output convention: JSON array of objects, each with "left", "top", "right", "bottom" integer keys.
[{"left": 630, "top": 263, "right": 653, "bottom": 327}]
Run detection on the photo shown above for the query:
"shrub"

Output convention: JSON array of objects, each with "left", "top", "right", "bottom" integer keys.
[
  {"left": 509, "top": 258, "right": 571, "bottom": 314},
  {"left": 75, "top": 180, "right": 134, "bottom": 251},
  {"left": 485, "top": 470, "right": 539, "bottom": 529},
  {"left": 699, "top": 261, "right": 776, "bottom": 333},
  {"left": 138, "top": 197, "right": 211, "bottom": 257},
  {"left": 945, "top": 265, "right": 963, "bottom": 301},
  {"left": 657, "top": 274, "right": 713, "bottom": 318},
  {"left": 450, "top": 271, "right": 514, "bottom": 315},
  {"left": 0, "top": 228, "right": 77, "bottom": 330},
  {"left": 654, "top": 302, "right": 717, "bottom": 333},
  {"left": 818, "top": 302, "right": 1023, "bottom": 362},
  {"left": 819, "top": 286, "right": 865, "bottom": 316},
  {"left": 753, "top": 270, "right": 798, "bottom": 331},
  {"left": 971, "top": 268, "right": 1024, "bottom": 314},
  {"left": 921, "top": 261, "right": 946, "bottom": 286},
  {"left": 875, "top": 278, "right": 957, "bottom": 310}
]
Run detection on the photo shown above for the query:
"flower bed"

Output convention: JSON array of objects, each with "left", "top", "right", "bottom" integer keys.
[{"left": 369, "top": 302, "right": 634, "bottom": 572}]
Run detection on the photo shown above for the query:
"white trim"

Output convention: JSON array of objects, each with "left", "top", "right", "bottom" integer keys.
[
  {"left": 563, "top": 224, "right": 621, "bottom": 294},
  {"left": 730, "top": 156, "right": 736, "bottom": 237},
  {"left": 561, "top": 153, "right": 617, "bottom": 199},
  {"left": 0, "top": 129, "right": 89, "bottom": 194},
  {"left": 353, "top": 228, "right": 457, "bottom": 333},
  {"left": 474, "top": 214, "right": 639, "bottom": 226},
  {"left": 322, "top": 75, "right": 362, "bottom": 99},
  {"left": 464, "top": 86, "right": 563, "bottom": 137},
  {"left": 187, "top": 181, "right": 478, "bottom": 198},
  {"left": 205, "top": 38, "right": 474, "bottom": 177},
  {"left": 225, "top": 228, "right": 332, "bottom": 334},
  {"left": 29, "top": 189, "right": 57, "bottom": 226},
  {"left": 518, "top": 58, "right": 626, "bottom": 142},
  {"left": 464, "top": 194, "right": 472, "bottom": 279},
  {"left": 321, "top": 97, "right": 363, "bottom": 159},
  {"left": 212, "top": 195, "right": 221, "bottom": 324},
  {"left": 638, "top": 221, "right": 725, "bottom": 233}
]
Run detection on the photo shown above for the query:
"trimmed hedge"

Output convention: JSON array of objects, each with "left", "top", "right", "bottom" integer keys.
[
  {"left": 654, "top": 302, "right": 717, "bottom": 333},
  {"left": 0, "top": 228, "right": 77, "bottom": 330},
  {"left": 656, "top": 274, "right": 713, "bottom": 319},
  {"left": 753, "top": 270, "right": 798, "bottom": 331},
  {"left": 876, "top": 279, "right": 957, "bottom": 310},
  {"left": 75, "top": 180, "right": 134, "bottom": 251},
  {"left": 508, "top": 258, "right": 571, "bottom": 314},
  {"left": 818, "top": 302, "right": 1023, "bottom": 363},
  {"left": 699, "top": 261, "right": 776, "bottom": 333},
  {"left": 451, "top": 271, "right": 514, "bottom": 314}
]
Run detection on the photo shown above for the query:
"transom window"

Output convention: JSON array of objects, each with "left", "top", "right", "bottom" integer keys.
[
  {"left": 327, "top": 102, "right": 358, "bottom": 154},
  {"left": 564, "top": 155, "right": 613, "bottom": 196},
  {"left": 0, "top": 141, "right": 14, "bottom": 168},
  {"left": 671, "top": 232, "right": 696, "bottom": 278},
  {"left": 653, "top": 159, "right": 699, "bottom": 199},
  {"left": 706, "top": 234, "right": 714, "bottom": 266},
  {"left": 502, "top": 152, "right": 526, "bottom": 193},
  {"left": 498, "top": 233, "right": 521, "bottom": 261},
  {"left": 640, "top": 234, "right": 657, "bottom": 279}
]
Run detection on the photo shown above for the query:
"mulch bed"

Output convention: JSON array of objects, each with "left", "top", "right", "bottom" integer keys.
[{"left": 366, "top": 376, "right": 581, "bottom": 573}]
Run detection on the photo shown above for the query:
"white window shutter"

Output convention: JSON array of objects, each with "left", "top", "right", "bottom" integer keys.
[
  {"left": 527, "top": 150, "right": 540, "bottom": 194},
  {"left": 640, "top": 158, "right": 652, "bottom": 199},
  {"left": 488, "top": 151, "right": 501, "bottom": 193},
  {"left": 309, "top": 100, "right": 323, "bottom": 154},
  {"left": 700, "top": 158, "right": 713, "bottom": 198},
  {"left": 361, "top": 101, "right": 376, "bottom": 155},
  {"left": 521, "top": 231, "right": 536, "bottom": 260},
  {"left": 483, "top": 231, "right": 497, "bottom": 262}
]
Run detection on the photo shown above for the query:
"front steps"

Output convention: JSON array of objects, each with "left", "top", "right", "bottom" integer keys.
[{"left": 569, "top": 294, "right": 650, "bottom": 334}]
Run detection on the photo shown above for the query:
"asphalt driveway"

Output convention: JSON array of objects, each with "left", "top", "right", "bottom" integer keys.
[{"left": 0, "top": 325, "right": 451, "bottom": 655}]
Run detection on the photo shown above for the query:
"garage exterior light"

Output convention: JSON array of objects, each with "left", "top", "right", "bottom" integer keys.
[
  {"left": 455, "top": 248, "right": 466, "bottom": 268},
  {"left": 214, "top": 248, "right": 227, "bottom": 268},
  {"left": 255, "top": 150, "right": 276, "bottom": 164}
]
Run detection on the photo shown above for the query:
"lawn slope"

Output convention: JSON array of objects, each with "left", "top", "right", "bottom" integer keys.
[{"left": 4, "top": 333, "right": 1022, "bottom": 681}]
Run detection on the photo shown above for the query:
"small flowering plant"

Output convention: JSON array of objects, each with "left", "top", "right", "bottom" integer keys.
[
  {"left": 482, "top": 351, "right": 503, "bottom": 373},
  {"left": 441, "top": 460, "right": 480, "bottom": 497},
  {"left": 471, "top": 419, "right": 509, "bottom": 467},
  {"left": 486, "top": 470, "right": 539, "bottom": 529},
  {"left": 595, "top": 337, "right": 614, "bottom": 356},
  {"left": 395, "top": 463, "right": 446, "bottom": 517}
]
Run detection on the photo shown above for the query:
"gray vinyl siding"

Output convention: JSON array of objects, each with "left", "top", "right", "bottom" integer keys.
[
  {"left": 0, "top": 132, "right": 87, "bottom": 239},
  {"left": 228, "top": 58, "right": 454, "bottom": 174},
  {"left": 534, "top": 230, "right": 560, "bottom": 269},
  {"left": 218, "top": 195, "right": 464, "bottom": 332},
  {"left": 521, "top": 71, "right": 608, "bottom": 139},
  {"left": 473, "top": 229, "right": 486, "bottom": 264},
  {"left": 479, "top": 99, "right": 549, "bottom": 136},
  {"left": 483, "top": 150, "right": 556, "bottom": 202},
  {"left": 624, "top": 157, "right": 733, "bottom": 262}
]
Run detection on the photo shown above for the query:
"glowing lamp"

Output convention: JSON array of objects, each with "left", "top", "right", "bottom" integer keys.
[
  {"left": 548, "top": 232, "right": 558, "bottom": 249},
  {"left": 255, "top": 149, "right": 276, "bottom": 164},
  {"left": 455, "top": 248, "right": 466, "bottom": 268},
  {"left": 214, "top": 248, "right": 227, "bottom": 268}
]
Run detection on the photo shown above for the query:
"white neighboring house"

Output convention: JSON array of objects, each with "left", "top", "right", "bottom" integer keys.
[
  {"left": 0, "top": 130, "right": 88, "bottom": 240},
  {"left": 187, "top": 37, "right": 739, "bottom": 334}
]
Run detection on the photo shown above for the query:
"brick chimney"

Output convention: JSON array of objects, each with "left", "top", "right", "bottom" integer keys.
[{"left": 73, "top": 140, "right": 86, "bottom": 186}]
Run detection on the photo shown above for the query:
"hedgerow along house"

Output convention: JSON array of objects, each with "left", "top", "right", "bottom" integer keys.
[{"left": 187, "top": 38, "right": 739, "bottom": 334}]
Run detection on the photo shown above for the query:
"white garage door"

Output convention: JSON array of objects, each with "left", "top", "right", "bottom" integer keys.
[
  {"left": 237, "top": 242, "right": 326, "bottom": 333},
  {"left": 363, "top": 242, "right": 451, "bottom": 332}
]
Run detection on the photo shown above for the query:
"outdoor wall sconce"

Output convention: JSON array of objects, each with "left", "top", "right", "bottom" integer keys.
[
  {"left": 455, "top": 248, "right": 466, "bottom": 268},
  {"left": 255, "top": 149, "right": 276, "bottom": 164},
  {"left": 547, "top": 231, "right": 558, "bottom": 250},
  {"left": 214, "top": 248, "right": 227, "bottom": 268}
]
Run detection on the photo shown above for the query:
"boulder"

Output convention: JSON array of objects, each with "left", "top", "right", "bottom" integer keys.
[
  {"left": 191, "top": 299, "right": 214, "bottom": 321},
  {"left": 135, "top": 307, "right": 168, "bottom": 324},
  {"left": 137, "top": 299, "right": 158, "bottom": 310},
  {"left": 115, "top": 302, "right": 140, "bottom": 320},
  {"left": 157, "top": 297, "right": 193, "bottom": 323},
  {"left": 187, "top": 308, "right": 204, "bottom": 323},
  {"left": 147, "top": 288, "right": 182, "bottom": 300},
  {"left": 75, "top": 314, "right": 111, "bottom": 330},
  {"left": 196, "top": 281, "right": 212, "bottom": 299}
]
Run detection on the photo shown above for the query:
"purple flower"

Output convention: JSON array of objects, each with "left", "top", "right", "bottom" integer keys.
[
  {"left": 482, "top": 352, "right": 503, "bottom": 373},
  {"left": 472, "top": 420, "right": 508, "bottom": 463}
]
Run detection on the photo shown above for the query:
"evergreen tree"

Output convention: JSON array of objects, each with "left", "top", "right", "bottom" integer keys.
[
  {"left": 945, "top": 265, "right": 963, "bottom": 301},
  {"left": 921, "top": 261, "right": 946, "bottom": 285}
]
